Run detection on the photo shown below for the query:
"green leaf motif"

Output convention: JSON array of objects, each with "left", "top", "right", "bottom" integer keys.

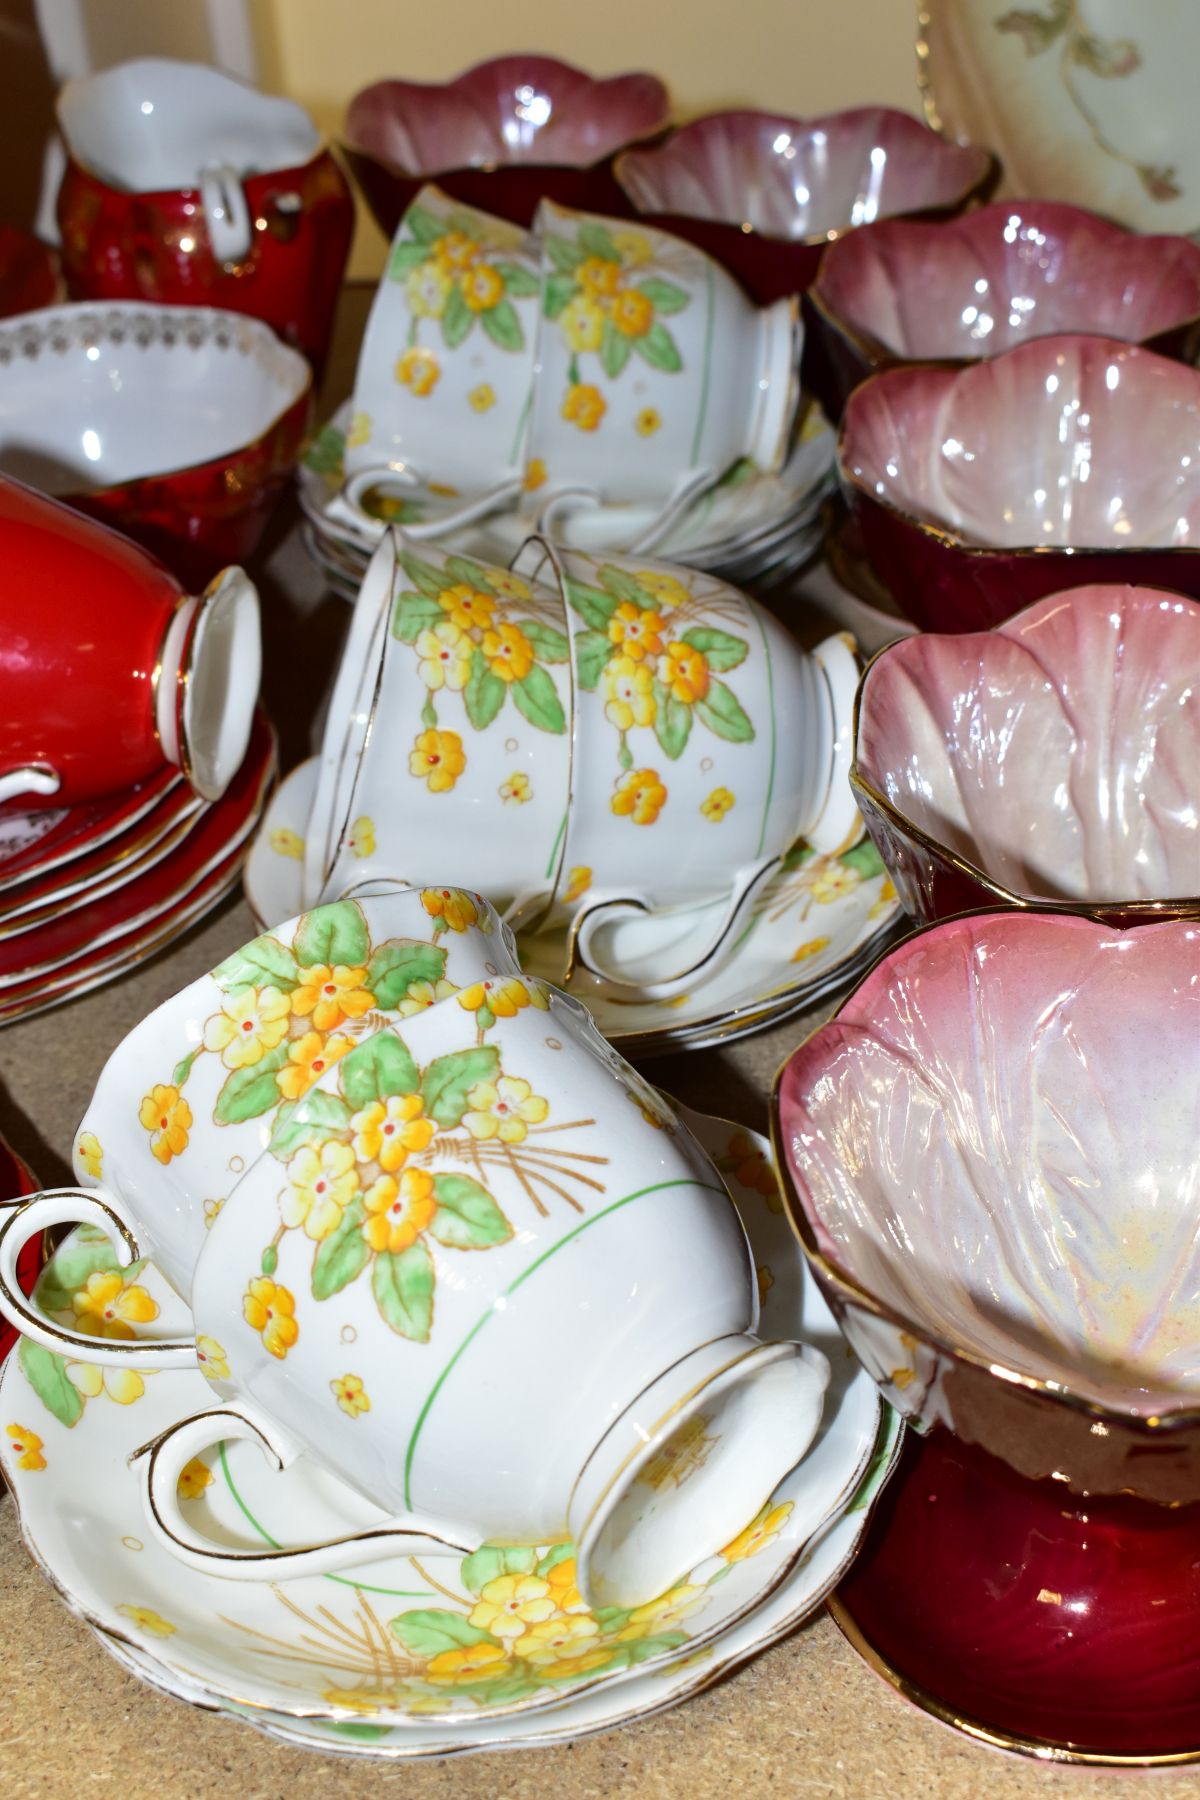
[
  {"left": 623, "top": 1630, "right": 690, "bottom": 1664},
  {"left": 465, "top": 645, "right": 507, "bottom": 731},
  {"left": 36, "top": 1233, "right": 125, "bottom": 1313},
  {"left": 600, "top": 318, "right": 633, "bottom": 379},
  {"left": 293, "top": 902, "right": 370, "bottom": 970},
  {"left": 17, "top": 1339, "right": 83, "bottom": 1428},
  {"left": 404, "top": 204, "right": 444, "bottom": 245},
  {"left": 695, "top": 679, "right": 755, "bottom": 744},
  {"left": 400, "top": 549, "right": 458, "bottom": 599},
  {"left": 597, "top": 565, "right": 655, "bottom": 608},
  {"left": 301, "top": 424, "right": 345, "bottom": 477},
  {"left": 535, "top": 1541, "right": 577, "bottom": 1578},
  {"left": 652, "top": 681, "right": 693, "bottom": 760},
  {"left": 213, "top": 933, "right": 300, "bottom": 994},
  {"left": 340, "top": 1032, "right": 420, "bottom": 1108},
  {"left": 429, "top": 1174, "right": 513, "bottom": 1250},
  {"left": 461, "top": 1544, "right": 538, "bottom": 1597},
  {"left": 387, "top": 238, "right": 432, "bottom": 279},
  {"left": 373, "top": 1240, "right": 435, "bottom": 1341},
  {"left": 481, "top": 298, "right": 525, "bottom": 353},
  {"left": 365, "top": 940, "right": 448, "bottom": 1010},
  {"left": 392, "top": 590, "right": 447, "bottom": 644},
  {"left": 213, "top": 1044, "right": 291, "bottom": 1126},
  {"left": 543, "top": 271, "right": 579, "bottom": 319},
  {"left": 838, "top": 836, "right": 884, "bottom": 879},
  {"left": 171, "top": 1047, "right": 199, "bottom": 1089},
  {"left": 636, "top": 277, "right": 689, "bottom": 316},
  {"left": 680, "top": 626, "right": 749, "bottom": 674},
  {"left": 311, "top": 1195, "right": 370, "bottom": 1300},
  {"left": 633, "top": 321, "right": 683, "bottom": 374},
  {"left": 574, "top": 628, "right": 614, "bottom": 690},
  {"left": 441, "top": 283, "right": 474, "bottom": 349},
  {"left": 442, "top": 554, "right": 495, "bottom": 592},
  {"left": 420, "top": 1045, "right": 500, "bottom": 1128},
  {"left": 520, "top": 620, "right": 570, "bottom": 663},
  {"left": 268, "top": 1090, "right": 354, "bottom": 1160},
  {"left": 545, "top": 235, "right": 585, "bottom": 275},
  {"left": 390, "top": 1608, "right": 494, "bottom": 1658},
  {"left": 578, "top": 221, "right": 621, "bottom": 262},
  {"left": 513, "top": 664, "right": 566, "bottom": 735},
  {"left": 564, "top": 578, "right": 620, "bottom": 631},
  {"left": 261, "top": 1243, "right": 278, "bottom": 1276},
  {"left": 495, "top": 261, "right": 540, "bottom": 297}
]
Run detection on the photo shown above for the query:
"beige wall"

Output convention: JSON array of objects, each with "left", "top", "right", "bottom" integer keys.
[{"left": 248, "top": 0, "right": 924, "bottom": 276}]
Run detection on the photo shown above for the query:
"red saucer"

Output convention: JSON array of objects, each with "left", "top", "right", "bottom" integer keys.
[{"left": 0, "top": 1135, "right": 42, "bottom": 1366}]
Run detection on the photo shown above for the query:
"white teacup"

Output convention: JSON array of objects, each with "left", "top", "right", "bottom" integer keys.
[
  {"left": 0, "top": 890, "right": 520, "bottom": 1340},
  {"left": 118, "top": 983, "right": 829, "bottom": 1608}
]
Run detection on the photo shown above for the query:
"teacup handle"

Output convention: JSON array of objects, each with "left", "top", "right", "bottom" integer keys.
[
  {"left": 0, "top": 765, "right": 60, "bottom": 805},
  {"left": 199, "top": 161, "right": 252, "bottom": 264},
  {"left": 134, "top": 1400, "right": 480, "bottom": 1580},
  {"left": 324, "top": 467, "right": 522, "bottom": 544},
  {"left": 565, "top": 857, "right": 779, "bottom": 999},
  {"left": 0, "top": 1190, "right": 196, "bottom": 1368},
  {"left": 806, "top": 631, "right": 864, "bottom": 857}
]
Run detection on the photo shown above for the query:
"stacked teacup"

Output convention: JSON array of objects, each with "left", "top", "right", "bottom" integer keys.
[{"left": 0, "top": 888, "right": 828, "bottom": 1610}]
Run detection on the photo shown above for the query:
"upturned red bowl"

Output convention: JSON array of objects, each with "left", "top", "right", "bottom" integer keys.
[
  {"left": 809, "top": 200, "right": 1200, "bottom": 416},
  {"left": 851, "top": 584, "right": 1200, "bottom": 928},
  {"left": 0, "top": 228, "right": 58, "bottom": 319},
  {"left": 614, "top": 107, "right": 997, "bottom": 305},
  {"left": 0, "top": 1133, "right": 41, "bottom": 1368},
  {"left": 839, "top": 334, "right": 1200, "bottom": 630},
  {"left": 342, "top": 56, "right": 670, "bottom": 233},
  {"left": 775, "top": 911, "right": 1200, "bottom": 1759}
]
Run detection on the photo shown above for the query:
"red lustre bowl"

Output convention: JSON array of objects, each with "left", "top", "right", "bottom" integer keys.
[
  {"left": 0, "top": 302, "right": 310, "bottom": 587},
  {"left": 0, "top": 1134, "right": 42, "bottom": 1367},
  {"left": 774, "top": 911, "right": 1200, "bottom": 1761},
  {"left": 342, "top": 56, "right": 670, "bottom": 234},
  {"left": 0, "top": 227, "right": 58, "bottom": 319},
  {"left": 851, "top": 584, "right": 1200, "bottom": 929},
  {"left": 838, "top": 333, "right": 1200, "bottom": 630},
  {"left": 614, "top": 107, "right": 997, "bottom": 306},
  {"left": 808, "top": 200, "right": 1200, "bottom": 418}
]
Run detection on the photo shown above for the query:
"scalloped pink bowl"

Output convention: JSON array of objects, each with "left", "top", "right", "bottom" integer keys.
[
  {"left": 851, "top": 585, "right": 1200, "bottom": 926},
  {"left": 809, "top": 201, "right": 1200, "bottom": 415},
  {"left": 839, "top": 334, "right": 1200, "bottom": 629},
  {"left": 342, "top": 56, "right": 670, "bottom": 232},
  {"left": 614, "top": 107, "right": 996, "bottom": 304}
]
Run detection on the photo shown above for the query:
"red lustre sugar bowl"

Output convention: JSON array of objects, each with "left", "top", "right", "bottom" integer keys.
[
  {"left": 342, "top": 55, "right": 670, "bottom": 234},
  {"left": 850, "top": 584, "right": 1200, "bottom": 929},
  {"left": 838, "top": 333, "right": 1200, "bottom": 631},
  {"left": 773, "top": 911, "right": 1200, "bottom": 1762},
  {"left": 807, "top": 199, "right": 1200, "bottom": 418},
  {"left": 613, "top": 106, "right": 996, "bottom": 306},
  {"left": 0, "top": 476, "right": 260, "bottom": 810}
]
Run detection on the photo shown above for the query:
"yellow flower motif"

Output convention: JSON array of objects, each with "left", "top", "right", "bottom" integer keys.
[
  {"left": 276, "top": 1030, "right": 353, "bottom": 1102},
  {"left": 269, "top": 827, "right": 304, "bottom": 860},
  {"left": 346, "top": 410, "right": 371, "bottom": 449},
  {"left": 405, "top": 261, "right": 452, "bottom": 319},
  {"left": 203, "top": 1198, "right": 224, "bottom": 1229},
  {"left": 432, "top": 230, "right": 478, "bottom": 274},
  {"left": 603, "top": 655, "right": 657, "bottom": 733},
  {"left": 499, "top": 771, "right": 531, "bottom": 804},
  {"left": 611, "top": 767, "right": 667, "bottom": 826},
  {"left": 561, "top": 292, "right": 606, "bottom": 352},
  {"left": 489, "top": 570, "right": 532, "bottom": 602},
  {"left": 362, "top": 1166, "right": 436, "bottom": 1255},
  {"left": 331, "top": 1373, "right": 371, "bottom": 1419},
  {"left": 291, "top": 963, "right": 376, "bottom": 1033},
  {"left": 721, "top": 1499, "right": 794, "bottom": 1562},
  {"left": 395, "top": 345, "right": 440, "bottom": 396},
  {"left": 416, "top": 621, "right": 473, "bottom": 693},
  {"left": 437, "top": 583, "right": 495, "bottom": 633},
  {"left": 482, "top": 620, "right": 535, "bottom": 683},
  {"left": 421, "top": 887, "right": 479, "bottom": 933},
  {"left": 544, "top": 1556, "right": 588, "bottom": 1615},
  {"left": 196, "top": 1335, "right": 230, "bottom": 1382},
  {"left": 870, "top": 877, "right": 898, "bottom": 920},
  {"left": 347, "top": 816, "right": 376, "bottom": 858},
  {"left": 511, "top": 1614, "right": 602, "bottom": 1665},
  {"left": 72, "top": 1270, "right": 159, "bottom": 1342},
  {"left": 468, "top": 383, "right": 496, "bottom": 413},
  {"left": 728, "top": 1131, "right": 779, "bottom": 1204},
  {"left": 611, "top": 287, "right": 654, "bottom": 338},
  {"left": 562, "top": 382, "right": 606, "bottom": 432},
  {"left": 462, "top": 262, "right": 504, "bottom": 311},
  {"left": 636, "top": 569, "right": 690, "bottom": 610},
  {"left": 398, "top": 976, "right": 459, "bottom": 1016},
  {"left": 790, "top": 936, "right": 831, "bottom": 965},
  {"left": 178, "top": 1457, "right": 214, "bottom": 1500},
  {"left": 283, "top": 1140, "right": 360, "bottom": 1241},
  {"left": 65, "top": 1361, "right": 148, "bottom": 1407},
  {"left": 701, "top": 786, "right": 735, "bottom": 822},
  {"left": 578, "top": 255, "right": 623, "bottom": 298},
  {"left": 563, "top": 865, "right": 591, "bottom": 903},
  {"left": 75, "top": 1131, "right": 103, "bottom": 1179},
  {"left": 321, "top": 1686, "right": 383, "bottom": 1714},
  {"left": 243, "top": 1279, "right": 299, "bottom": 1360},
  {"left": 456, "top": 976, "right": 548, "bottom": 1019},
  {"left": 202, "top": 985, "right": 290, "bottom": 1071},
  {"left": 607, "top": 601, "right": 665, "bottom": 662},
  {"left": 619, "top": 1583, "right": 706, "bottom": 1636},
  {"left": 463, "top": 1075, "right": 549, "bottom": 1145},
  {"left": 524, "top": 457, "right": 548, "bottom": 492},
  {"left": 657, "top": 641, "right": 711, "bottom": 706},
  {"left": 6, "top": 1423, "right": 45, "bottom": 1471},
  {"left": 612, "top": 229, "right": 653, "bottom": 266},
  {"left": 635, "top": 407, "right": 662, "bottom": 436},
  {"left": 352, "top": 1093, "right": 435, "bottom": 1173},
  {"left": 469, "top": 1573, "right": 556, "bottom": 1641},
  {"left": 410, "top": 725, "right": 467, "bottom": 793},
  {"left": 138, "top": 1084, "right": 193, "bottom": 1165},
  {"left": 117, "top": 1605, "right": 176, "bottom": 1638},
  {"left": 809, "top": 863, "right": 860, "bottom": 904},
  {"left": 425, "top": 1640, "right": 511, "bottom": 1685}
]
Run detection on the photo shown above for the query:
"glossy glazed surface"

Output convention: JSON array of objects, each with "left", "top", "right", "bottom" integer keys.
[
  {"left": 0, "top": 227, "right": 57, "bottom": 318},
  {"left": 0, "top": 1135, "right": 41, "bottom": 1366},
  {"left": 853, "top": 585, "right": 1200, "bottom": 918}
]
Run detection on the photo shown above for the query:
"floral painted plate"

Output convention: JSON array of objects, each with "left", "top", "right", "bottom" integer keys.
[
  {"left": 245, "top": 758, "right": 903, "bottom": 1053},
  {"left": 0, "top": 1108, "right": 897, "bottom": 1734},
  {"left": 0, "top": 763, "right": 189, "bottom": 893}
]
